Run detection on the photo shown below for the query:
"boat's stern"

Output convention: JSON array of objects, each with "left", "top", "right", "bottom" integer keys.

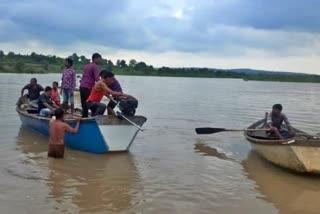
[{"left": 95, "top": 115, "right": 147, "bottom": 152}]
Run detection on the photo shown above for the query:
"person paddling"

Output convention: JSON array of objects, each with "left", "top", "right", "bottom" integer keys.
[
  {"left": 86, "top": 70, "right": 129, "bottom": 116},
  {"left": 267, "top": 104, "right": 295, "bottom": 139},
  {"left": 48, "top": 108, "right": 80, "bottom": 158}
]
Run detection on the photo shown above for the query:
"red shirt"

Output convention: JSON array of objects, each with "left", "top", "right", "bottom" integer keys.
[
  {"left": 51, "top": 89, "right": 61, "bottom": 106},
  {"left": 86, "top": 86, "right": 105, "bottom": 103}
]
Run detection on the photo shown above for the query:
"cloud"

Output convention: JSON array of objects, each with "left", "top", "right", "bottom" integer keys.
[{"left": 0, "top": 0, "right": 320, "bottom": 73}]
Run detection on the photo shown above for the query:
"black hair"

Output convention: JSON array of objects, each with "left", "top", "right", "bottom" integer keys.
[
  {"left": 54, "top": 108, "right": 65, "bottom": 120},
  {"left": 273, "top": 104, "right": 283, "bottom": 111},
  {"left": 31, "top": 78, "right": 37, "bottom": 83},
  {"left": 53, "top": 81, "right": 59, "bottom": 86},
  {"left": 66, "top": 58, "right": 73, "bottom": 66},
  {"left": 100, "top": 70, "right": 114, "bottom": 79},
  {"left": 92, "top": 53, "right": 102, "bottom": 61},
  {"left": 45, "top": 86, "right": 52, "bottom": 92}
]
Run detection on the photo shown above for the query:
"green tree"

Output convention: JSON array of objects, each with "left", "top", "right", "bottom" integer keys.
[
  {"left": 120, "top": 60, "right": 127, "bottom": 68},
  {"left": 7, "top": 51, "right": 15, "bottom": 59},
  {"left": 134, "top": 62, "right": 147, "bottom": 71},
  {"left": 116, "top": 59, "right": 121, "bottom": 67},
  {"left": 44, "top": 63, "right": 49, "bottom": 71},
  {"left": 71, "top": 53, "right": 79, "bottom": 62},
  {"left": 80, "top": 55, "right": 89, "bottom": 64},
  {"left": 14, "top": 61, "right": 24, "bottom": 72},
  {"left": 0, "top": 50, "right": 4, "bottom": 59},
  {"left": 129, "top": 59, "right": 137, "bottom": 67}
]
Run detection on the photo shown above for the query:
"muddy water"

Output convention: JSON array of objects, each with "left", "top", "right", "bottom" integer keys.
[{"left": 1, "top": 73, "right": 320, "bottom": 213}]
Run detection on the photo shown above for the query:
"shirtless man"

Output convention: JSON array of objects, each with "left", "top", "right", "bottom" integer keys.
[
  {"left": 86, "top": 70, "right": 129, "bottom": 116},
  {"left": 48, "top": 108, "right": 80, "bottom": 158},
  {"left": 267, "top": 104, "right": 295, "bottom": 139}
]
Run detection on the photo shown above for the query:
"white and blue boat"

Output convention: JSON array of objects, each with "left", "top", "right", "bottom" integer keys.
[{"left": 16, "top": 107, "right": 147, "bottom": 154}]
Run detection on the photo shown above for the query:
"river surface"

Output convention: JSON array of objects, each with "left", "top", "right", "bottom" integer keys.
[{"left": 1, "top": 73, "right": 320, "bottom": 214}]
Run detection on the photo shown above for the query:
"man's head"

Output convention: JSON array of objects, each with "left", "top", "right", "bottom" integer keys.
[
  {"left": 30, "top": 78, "right": 37, "bottom": 86},
  {"left": 44, "top": 86, "right": 52, "bottom": 97},
  {"left": 100, "top": 70, "right": 114, "bottom": 86},
  {"left": 272, "top": 104, "right": 283, "bottom": 115},
  {"left": 65, "top": 58, "right": 73, "bottom": 68},
  {"left": 52, "top": 81, "right": 59, "bottom": 89},
  {"left": 92, "top": 53, "right": 102, "bottom": 65},
  {"left": 54, "top": 108, "right": 65, "bottom": 120}
]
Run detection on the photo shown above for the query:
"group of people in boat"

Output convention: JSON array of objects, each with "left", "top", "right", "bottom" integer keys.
[
  {"left": 19, "top": 53, "right": 132, "bottom": 158},
  {"left": 20, "top": 53, "right": 131, "bottom": 118}
]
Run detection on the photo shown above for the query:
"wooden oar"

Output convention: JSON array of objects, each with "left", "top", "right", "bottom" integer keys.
[{"left": 195, "top": 127, "right": 270, "bottom": 135}]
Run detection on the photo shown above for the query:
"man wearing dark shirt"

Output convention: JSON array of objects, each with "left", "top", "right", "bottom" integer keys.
[
  {"left": 38, "top": 86, "right": 57, "bottom": 117},
  {"left": 80, "top": 53, "right": 102, "bottom": 117},
  {"left": 101, "top": 71, "right": 123, "bottom": 115},
  {"left": 21, "top": 78, "right": 44, "bottom": 108}
]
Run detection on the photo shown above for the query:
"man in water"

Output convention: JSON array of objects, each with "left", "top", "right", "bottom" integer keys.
[
  {"left": 48, "top": 108, "right": 80, "bottom": 158},
  {"left": 21, "top": 78, "right": 44, "bottom": 108},
  {"left": 102, "top": 70, "right": 123, "bottom": 115},
  {"left": 267, "top": 104, "right": 295, "bottom": 139},
  {"left": 61, "top": 58, "right": 76, "bottom": 114},
  {"left": 86, "top": 70, "right": 129, "bottom": 116},
  {"left": 80, "top": 53, "right": 102, "bottom": 117},
  {"left": 51, "top": 81, "right": 61, "bottom": 106},
  {"left": 38, "top": 86, "right": 57, "bottom": 117}
]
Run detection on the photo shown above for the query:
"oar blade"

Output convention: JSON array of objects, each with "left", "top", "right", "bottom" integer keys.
[{"left": 195, "top": 128, "right": 226, "bottom": 135}]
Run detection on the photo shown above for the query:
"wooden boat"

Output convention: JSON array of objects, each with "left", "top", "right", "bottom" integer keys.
[
  {"left": 16, "top": 107, "right": 147, "bottom": 154},
  {"left": 244, "top": 119, "right": 320, "bottom": 173}
]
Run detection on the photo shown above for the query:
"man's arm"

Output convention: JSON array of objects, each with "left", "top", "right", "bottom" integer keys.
[
  {"left": 98, "top": 82, "right": 127, "bottom": 97},
  {"left": 266, "top": 113, "right": 274, "bottom": 128},
  {"left": 64, "top": 118, "right": 80, "bottom": 133},
  {"left": 72, "top": 70, "right": 76, "bottom": 91},
  {"left": 21, "top": 84, "right": 28, "bottom": 97},
  {"left": 38, "top": 84, "right": 44, "bottom": 91},
  {"left": 43, "top": 102, "right": 55, "bottom": 111},
  {"left": 283, "top": 114, "right": 294, "bottom": 132},
  {"left": 93, "top": 65, "right": 100, "bottom": 82}
]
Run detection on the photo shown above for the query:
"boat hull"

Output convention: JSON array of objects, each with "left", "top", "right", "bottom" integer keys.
[
  {"left": 17, "top": 108, "right": 147, "bottom": 154},
  {"left": 245, "top": 119, "right": 320, "bottom": 173}
]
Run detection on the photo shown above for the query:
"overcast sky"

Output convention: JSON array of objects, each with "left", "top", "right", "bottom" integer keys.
[{"left": 0, "top": 0, "right": 319, "bottom": 73}]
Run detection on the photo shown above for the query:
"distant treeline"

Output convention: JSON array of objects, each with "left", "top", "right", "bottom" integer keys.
[{"left": 0, "top": 50, "right": 320, "bottom": 83}]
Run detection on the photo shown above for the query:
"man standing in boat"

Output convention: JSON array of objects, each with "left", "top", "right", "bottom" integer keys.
[
  {"left": 86, "top": 70, "right": 129, "bottom": 116},
  {"left": 80, "top": 53, "right": 102, "bottom": 118},
  {"left": 21, "top": 78, "right": 44, "bottom": 108},
  {"left": 267, "top": 104, "right": 295, "bottom": 139}
]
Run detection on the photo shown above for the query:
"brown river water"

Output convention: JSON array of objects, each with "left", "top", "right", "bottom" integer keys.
[{"left": 1, "top": 73, "right": 320, "bottom": 213}]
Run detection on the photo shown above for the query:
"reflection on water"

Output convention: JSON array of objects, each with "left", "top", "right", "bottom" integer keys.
[
  {"left": 14, "top": 127, "right": 142, "bottom": 213},
  {"left": 242, "top": 152, "right": 320, "bottom": 214},
  {"left": 194, "top": 140, "right": 234, "bottom": 161},
  {"left": 2, "top": 74, "right": 320, "bottom": 213}
]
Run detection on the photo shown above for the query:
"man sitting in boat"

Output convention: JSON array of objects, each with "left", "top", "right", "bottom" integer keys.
[
  {"left": 267, "top": 104, "right": 295, "bottom": 139},
  {"left": 101, "top": 70, "right": 123, "bottom": 115},
  {"left": 38, "top": 86, "right": 58, "bottom": 117},
  {"left": 21, "top": 78, "right": 44, "bottom": 108},
  {"left": 86, "top": 70, "right": 129, "bottom": 117},
  {"left": 51, "top": 81, "right": 61, "bottom": 107}
]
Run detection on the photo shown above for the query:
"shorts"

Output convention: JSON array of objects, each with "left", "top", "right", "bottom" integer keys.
[
  {"left": 48, "top": 144, "right": 64, "bottom": 158},
  {"left": 107, "top": 100, "right": 117, "bottom": 109},
  {"left": 40, "top": 108, "right": 52, "bottom": 116},
  {"left": 280, "top": 130, "right": 290, "bottom": 139},
  {"left": 62, "top": 89, "right": 74, "bottom": 104}
]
